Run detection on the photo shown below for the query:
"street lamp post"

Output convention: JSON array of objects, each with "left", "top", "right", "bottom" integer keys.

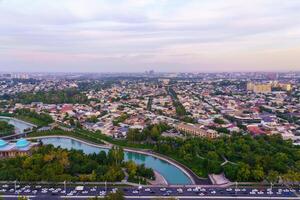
[
  {"left": 64, "top": 180, "right": 66, "bottom": 193},
  {"left": 14, "top": 180, "right": 17, "bottom": 193}
]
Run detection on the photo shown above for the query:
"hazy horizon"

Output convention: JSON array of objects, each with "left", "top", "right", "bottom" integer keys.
[{"left": 0, "top": 0, "right": 300, "bottom": 72}]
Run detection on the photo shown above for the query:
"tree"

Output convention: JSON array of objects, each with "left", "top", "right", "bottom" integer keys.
[
  {"left": 103, "top": 190, "right": 125, "bottom": 200},
  {"left": 251, "top": 165, "right": 264, "bottom": 181},
  {"left": 214, "top": 118, "right": 225, "bottom": 124},
  {"left": 266, "top": 170, "right": 279, "bottom": 184},
  {"left": 108, "top": 146, "right": 124, "bottom": 165},
  {"left": 236, "top": 163, "right": 251, "bottom": 181}
]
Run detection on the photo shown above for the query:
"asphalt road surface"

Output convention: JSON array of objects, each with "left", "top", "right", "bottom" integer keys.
[{"left": 0, "top": 184, "right": 299, "bottom": 199}]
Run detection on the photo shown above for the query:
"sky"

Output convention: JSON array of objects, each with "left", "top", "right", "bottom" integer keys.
[{"left": 0, "top": 0, "right": 300, "bottom": 73}]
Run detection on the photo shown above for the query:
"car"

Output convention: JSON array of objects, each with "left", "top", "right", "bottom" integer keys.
[
  {"left": 82, "top": 190, "right": 88, "bottom": 194},
  {"left": 187, "top": 188, "right": 192, "bottom": 192},
  {"left": 2, "top": 185, "right": 9, "bottom": 188},
  {"left": 32, "top": 190, "right": 37, "bottom": 194},
  {"left": 250, "top": 191, "right": 256, "bottom": 195},
  {"left": 177, "top": 188, "right": 183, "bottom": 193},
  {"left": 9, "top": 189, "right": 14, "bottom": 192},
  {"left": 160, "top": 188, "right": 166, "bottom": 192},
  {"left": 226, "top": 188, "right": 233, "bottom": 192},
  {"left": 67, "top": 192, "right": 74, "bottom": 196},
  {"left": 198, "top": 193, "right": 205, "bottom": 196},
  {"left": 257, "top": 191, "right": 264, "bottom": 195},
  {"left": 144, "top": 188, "right": 151, "bottom": 192},
  {"left": 211, "top": 190, "right": 216, "bottom": 194},
  {"left": 132, "top": 190, "right": 139, "bottom": 194},
  {"left": 41, "top": 190, "right": 48, "bottom": 194},
  {"left": 163, "top": 192, "right": 170, "bottom": 196},
  {"left": 267, "top": 191, "right": 273, "bottom": 195},
  {"left": 35, "top": 185, "right": 42, "bottom": 189},
  {"left": 61, "top": 190, "right": 66, "bottom": 194}
]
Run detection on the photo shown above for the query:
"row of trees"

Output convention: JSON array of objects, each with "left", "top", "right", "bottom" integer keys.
[
  {"left": 112, "top": 113, "right": 129, "bottom": 126},
  {"left": 11, "top": 88, "right": 88, "bottom": 104},
  {"left": 15, "top": 108, "right": 53, "bottom": 126},
  {"left": 126, "top": 123, "right": 170, "bottom": 142},
  {"left": 0, "top": 121, "right": 14, "bottom": 136},
  {"left": 0, "top": 144, "right": 154, "bottom": 183}
]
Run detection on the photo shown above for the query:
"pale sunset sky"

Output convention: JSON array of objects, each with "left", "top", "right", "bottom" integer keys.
[{"left": 0, "top": 0, "right": 300, "bottom": 72}]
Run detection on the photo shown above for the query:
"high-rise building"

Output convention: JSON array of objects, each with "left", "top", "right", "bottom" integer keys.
[{"left": 247, "top": 82, "right": 272, "bottom": 93}]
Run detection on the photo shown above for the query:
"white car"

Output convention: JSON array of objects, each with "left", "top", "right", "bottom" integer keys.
[
  {"left": 211, "top": 190, "right": 216, "bottom": 194},
  {"left": 187, "top": 188, "right": 192, "bottom": 192},
  {"left": 132, "top": 190, "right": 139, "bottom": 194},
  {"left": 177, "top": 188, "right": 183, "bottom": 193},
  {"left": 82, "top": 190, "right": 88, "bottom": 194},
  {"left": 160, "top": 188, "right": 166, "bottom": 192},
  {"left": 267, "top": 191, "right": 273, "bottom": 195},
  {"left": 226, "top": 188, "right": 232, "bottom": 192},
  {"left": 99, "top": 191, "right": 106, "bottom": 196},
  {"left": 145, "top": 188, "right": 151, "bottom": 192}
]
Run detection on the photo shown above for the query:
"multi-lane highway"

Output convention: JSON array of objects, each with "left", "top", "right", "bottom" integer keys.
[{"left": 0, "top": 184, "right": 299, "bottom": 199}]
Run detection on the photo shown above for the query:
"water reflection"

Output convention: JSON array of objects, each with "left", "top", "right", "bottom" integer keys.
[{"left": 41, "top": 137, "right": 192, "bottom": 185}]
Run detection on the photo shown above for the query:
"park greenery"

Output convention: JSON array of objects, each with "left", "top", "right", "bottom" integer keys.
[
  {"left": 0, "top": 144, "right": 154, "bottom": 184},
  {"left": 0, "top": 120, "right": 14, "bottom": 136},
  {"left": 28, "top": 123, "right": 300, "bottom": 183},
  {"left": 7, "top": 89, "right": 88, "bottom": 104},
  {"left": 15, "top": 108, "right": 53, "bottom": 126}
]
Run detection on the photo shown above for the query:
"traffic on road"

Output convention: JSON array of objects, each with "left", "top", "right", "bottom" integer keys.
[{"left": 0, "top": 183, "right": 299, "bottom": 199}]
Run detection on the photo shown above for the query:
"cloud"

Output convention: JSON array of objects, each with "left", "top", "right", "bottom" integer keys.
[{"left": 0, "top": 0, "right": 300, "bottom": 72}]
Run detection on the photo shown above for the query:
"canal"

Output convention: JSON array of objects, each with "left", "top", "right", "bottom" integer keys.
[{"left": 40, "top": 137, "right": 193, "bottom": 185}]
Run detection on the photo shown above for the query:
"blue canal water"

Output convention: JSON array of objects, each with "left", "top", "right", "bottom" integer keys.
[
  {"left": 40, "top": 137, "right": 192, "bottom": 185},
  {"left": 0, "top": 117, "right": 34, "bottom": 134}
]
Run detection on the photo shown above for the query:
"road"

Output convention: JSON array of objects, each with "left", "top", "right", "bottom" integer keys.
[{"left": 0, "top": 184, "right": 299, "bottom": 199}]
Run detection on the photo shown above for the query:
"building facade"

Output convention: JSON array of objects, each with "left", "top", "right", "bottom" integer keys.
[{"left": 0, "top": 138, "right": 38, "bottom": 158}]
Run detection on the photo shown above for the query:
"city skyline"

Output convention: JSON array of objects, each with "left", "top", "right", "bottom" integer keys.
[{"left": 0, "top": 0, "right": 300, "bottom": 72}]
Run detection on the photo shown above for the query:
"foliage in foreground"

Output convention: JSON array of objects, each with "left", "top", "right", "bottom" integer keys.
[{"left": 0, "top": 145, "right": 153, "bottom": 183}]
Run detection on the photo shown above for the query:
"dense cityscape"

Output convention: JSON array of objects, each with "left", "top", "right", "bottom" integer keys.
[
  {"left": 0, "top": 71, "right": 299, "bottom": 199},
  {"left": 1, "top": 0, "right": 300, "bottom": 199}
]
